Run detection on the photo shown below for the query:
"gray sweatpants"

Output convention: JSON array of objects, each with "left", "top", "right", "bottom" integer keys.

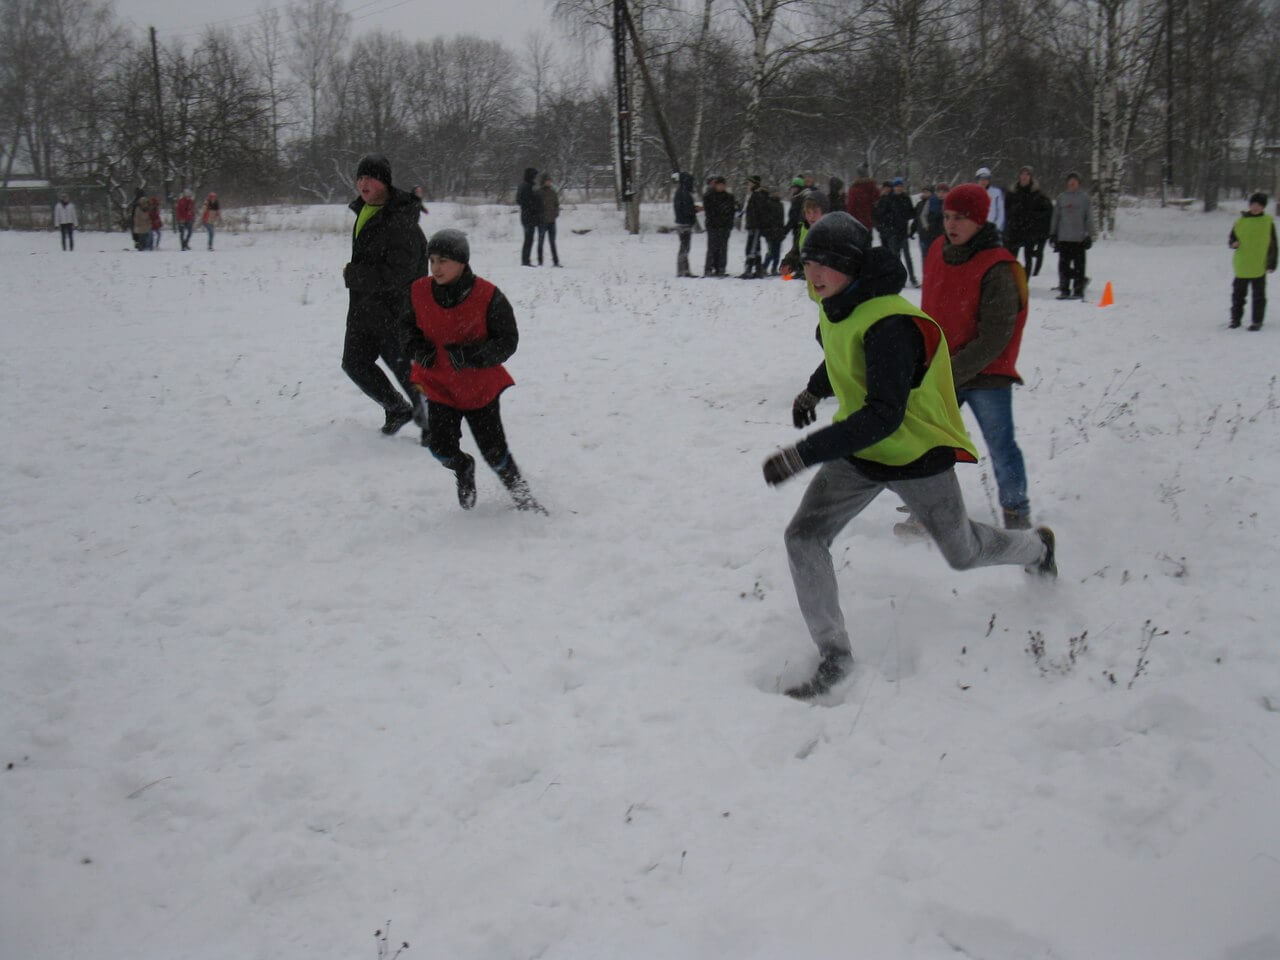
[{"left": 784, "top": 458, "right": 1047, "bottom": 656}]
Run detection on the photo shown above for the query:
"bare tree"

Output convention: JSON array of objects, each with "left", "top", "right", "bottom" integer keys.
[
  {"left": 247, "top": 5, "right": 295, "bottom": 168},
  {"left": 287, "top": 0, "right": 349, "bottom": 148}
]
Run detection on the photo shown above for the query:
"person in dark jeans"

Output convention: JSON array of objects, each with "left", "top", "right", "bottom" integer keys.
[
  {"left": 535, "top": 174, "right": 561, "bottom": 267},
  {"left": 341, "top": 153, "right": 427, "bottom": 435},
  {"left": 517, "top": 167, "right": 538, "bottom": 266},
  {"left": 702, "top": 176, "right": 736, "bottom": 277}
]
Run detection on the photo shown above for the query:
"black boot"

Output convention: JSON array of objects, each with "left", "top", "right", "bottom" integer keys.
[
  {"left": 451, "top": 453, "right": 477, "bottom": 510},
  {"left": 496, "top": 457, "right": 546, "bottom": 514},
  {"left": 381, "top": 404, "right": 415, "bottom": 435}
]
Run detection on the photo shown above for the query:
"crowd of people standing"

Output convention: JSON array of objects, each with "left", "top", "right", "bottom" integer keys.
[{"left": 669, "top": 164, "right": 1097, "bottom": 299}]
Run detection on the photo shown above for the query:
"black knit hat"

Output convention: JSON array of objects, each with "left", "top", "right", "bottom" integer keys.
[
  {"left": 801, "top": 211, "right": 871, "bottom": 277},
  {"left": 356, "top": 153, "right": 392, "bottom": 187},
  {"left": 1249, "top": 192, "right": 1268, "bottom": 207},
  {"left": 427, "top": 228, "right": 470, "bottom": 264}
]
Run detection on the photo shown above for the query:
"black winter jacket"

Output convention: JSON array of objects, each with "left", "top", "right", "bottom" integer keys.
[
  {"left": 344, "top": 186, "right": 427, "bottom": 332},
  {"left": 517, "top": 168, "right": 539, "bottom": 227},
  {"left": 1005, "top": 182, "right": 1054, "bottom": 246},
  {"left": 673, "top": 173, "right": 699, "bottom": 227},
  {"left": 703, "top": 189, "right": 737, "bottom": 229},
  {"left": 796, "top": 246, "right": 956, "bottom": 480},
  {"left": 744, "top": 187, "right": 771, "bottom": 230}
]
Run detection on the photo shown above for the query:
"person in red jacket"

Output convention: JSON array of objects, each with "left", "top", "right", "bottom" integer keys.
[
  {"left": 403, "top": 229, "right": 544, "bottom": 513},
  {"left": 911, "top": 182, "right": 1034, "bottom": 531},
  {"left": 175, "top": 189, "right": 195, "bottom": 251},
  {"left": 844, "top": 165, "right": 880, "bottom": 232}
]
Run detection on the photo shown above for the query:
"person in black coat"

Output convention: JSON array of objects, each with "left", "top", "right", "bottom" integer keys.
[
  {"left": 760, "top": 187, "right": 787, "bottom": 275},
  {"left": 516, "top": 167, "right": 538, "bottom": 266},
  {"left": 1004, "top": 166, "right": 1054, "bottom": 277},
  {"left": 342, "top": 153, "right": 428, "bottom": 435},
  {"left": 702, "top": 177, "right": 737, "bottom": 277},
  {"left": 739, "top": 175, "right": 772, "bottom": 278},
  {"left": 672, "top": 171, "right": 702, "bottom": 277},
  {"left": 875, "top": 177, "right": 917, "bottom": 286}
]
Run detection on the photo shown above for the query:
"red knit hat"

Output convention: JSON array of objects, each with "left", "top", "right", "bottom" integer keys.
[{"left": 944, "top": 183, "right": 990, "bottom": 224}]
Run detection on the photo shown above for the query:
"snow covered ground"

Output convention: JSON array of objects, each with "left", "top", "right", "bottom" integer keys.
[{"left": 2, "top": 196, "right": 1278, "bottom": 960}]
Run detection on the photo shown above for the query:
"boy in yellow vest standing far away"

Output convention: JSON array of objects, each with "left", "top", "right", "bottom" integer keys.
[
  {"left": 1229, "top": 192, "right": 1277, "bottom": 331},
  {"left": 763, "top": 212, "right": 1057, "bottom": 700}
]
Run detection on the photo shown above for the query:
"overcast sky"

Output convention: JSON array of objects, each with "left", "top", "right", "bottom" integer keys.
[{"left": 111, "top": 0, "right": 558, "bottom": 49}]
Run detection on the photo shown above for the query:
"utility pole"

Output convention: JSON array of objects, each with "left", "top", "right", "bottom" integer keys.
[
  {"left": 1162, "top": 0, "right": 1173, "bottom": 205},
  {"left": 149, "top": 27, "right": 174, "bottom": 225},
  {"left": 613, "top": 0, "right": 638, "bottom": 234}
]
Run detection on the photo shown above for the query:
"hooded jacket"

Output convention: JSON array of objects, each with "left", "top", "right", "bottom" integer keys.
[
  {"left": 796, "top": 246, "right": 975, "bottom": 480},
  {"left": 344, "top": 185, "right": 427, "bottom": 334},
  {"left": 517, "top": 168, "right": 539, "bottom": 227},
  {"left": 673, "top": 173, "right": 698, "bottom": 227}
]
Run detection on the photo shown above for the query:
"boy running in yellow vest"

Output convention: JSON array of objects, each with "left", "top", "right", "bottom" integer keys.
[
  {"left": 1229, "top": 192, "right": 1277, "bottom": 330},
  {"left": 764, "top": 212, "right": 1056, "bottom": 699}
]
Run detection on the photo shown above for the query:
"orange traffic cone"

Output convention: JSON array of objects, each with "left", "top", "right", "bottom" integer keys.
[
  {"left": 1098, "top": 281, "right": 1114, "bottom": 307},
  {"left": 780, "top": 266, "right": 794, "bottom": 281}
]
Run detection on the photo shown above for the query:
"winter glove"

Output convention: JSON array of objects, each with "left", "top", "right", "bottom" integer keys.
[
  {"left": 792, "top": 389, "right": 820, "bottom": 429},
  {"left": 762, "top": 446, "right": 807, "bottom": 486},
  {"left": 1082, "top": 235, "right": 1092, "bottom": 250},
  {"left": 444, "top": 344, "right": 470, "bottom": 370},
  {"left": 410, "top": 342, "right": 436, "bottom": 368}
]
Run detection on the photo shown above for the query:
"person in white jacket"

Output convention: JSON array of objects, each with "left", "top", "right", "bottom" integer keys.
[
  {"left": 975, "top": 167, "right": 1005, "bottom": 238},
  {"left": 53, "top": 193, "right": 77, "bottom": 251}
]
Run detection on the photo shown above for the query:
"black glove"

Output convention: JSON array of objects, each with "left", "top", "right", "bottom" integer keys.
[
  {"left": 411, "top": 343, "right": 436, "bottom": 368},
  {"left": 444, "top": 345, "right": 469, "bottom": 370},
  {"left": 1082, "top": 235, "right": 1093, "bottom": 250},
  {"left": 763, "top": 446, "right": 807, "bottom": 486},
  {"left": 792, "top": 389, "right": 820, "bottom": 428}
]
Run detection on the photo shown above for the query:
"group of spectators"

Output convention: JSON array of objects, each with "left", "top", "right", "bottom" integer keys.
[{"left": 673, "top": 165, "right": 1100, "bottom": 300}]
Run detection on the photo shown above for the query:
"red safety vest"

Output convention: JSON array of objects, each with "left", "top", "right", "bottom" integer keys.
[
  {"left": 409, "top": 276, "right": 514, "bottom": 410},
  {"left": 921, "top": 243, "right": 1027, "bottom": 381}
]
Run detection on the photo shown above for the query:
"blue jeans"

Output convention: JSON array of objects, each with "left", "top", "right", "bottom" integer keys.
[{"left": 957, "top": 386, "right": 1029, "bottom": 513}]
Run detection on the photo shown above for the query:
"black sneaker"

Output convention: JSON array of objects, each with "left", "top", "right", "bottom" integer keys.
[
  {"left": 785, "top": 651, "right": 853, "bottom": 700},
  {"left": 1248, "top": 322, "right": 1263, "bottom": 331},
  {"left": 1055, "top": 290, "right": 1073, "bottom": 300},
  {"left": 454, "top": 454, "right": 477, "bottom": 510},
  {"left": 1229, "top": 319, "right": 1242, "bottom": 328},
  {"left": 381, "top": 405, "right": 415, "bottom": 435},
  {"left": 1027, "top": 526, "right": 1057, "bottom": 578}
]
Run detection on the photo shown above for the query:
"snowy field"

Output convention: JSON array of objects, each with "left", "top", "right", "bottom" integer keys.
[{"left": 2, "top": 196, "right": 1279, "bottom": 960}]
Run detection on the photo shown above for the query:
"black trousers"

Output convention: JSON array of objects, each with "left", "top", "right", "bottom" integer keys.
[
  {"left": 425, "top": 395, "right": 510, "bottom": 468},
  {"left": 537, "top": 222, "right": 559, "bottom": 265},
  {"left": 704, "top": 227, "right": 731, "bottom": 276},
  {"left": 1057, "top": 241, "right": 1087, "bottom": 294},
  {"left": 1009, "top": 239, "right": 1045, "bottom": 276},
  {"left": 59, "top": 224, "right": 74, "bottom": 250},
  {"left": 882, "top": 234, "right": 916, "bottom": 283},
  {"left": 521, "top": 224, "right": 536, "bottom": 265},
  {"left": 341, "top": 315, "right": 416, "bottom": 413},
  {"left": 1232, "top": 276, "right": 1267, "bottom": 325},
  {"left": 178, "top": 222, "right": 193, "bottom": 249}
]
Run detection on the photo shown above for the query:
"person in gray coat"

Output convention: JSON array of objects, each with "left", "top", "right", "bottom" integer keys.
[{"left": 1049, "top": 172, "right": 1095, "bottom": 299}]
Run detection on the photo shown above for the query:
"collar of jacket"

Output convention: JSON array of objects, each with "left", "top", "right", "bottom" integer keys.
[
  {"left": 349, "top": 185, "right": 415, "bottom": 217},
  {"left": 432, "top": 266, "right": 476, "bottom": 308},
  {"left": 942, "top": 222, "right": 1002, "bottom": 265}
]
